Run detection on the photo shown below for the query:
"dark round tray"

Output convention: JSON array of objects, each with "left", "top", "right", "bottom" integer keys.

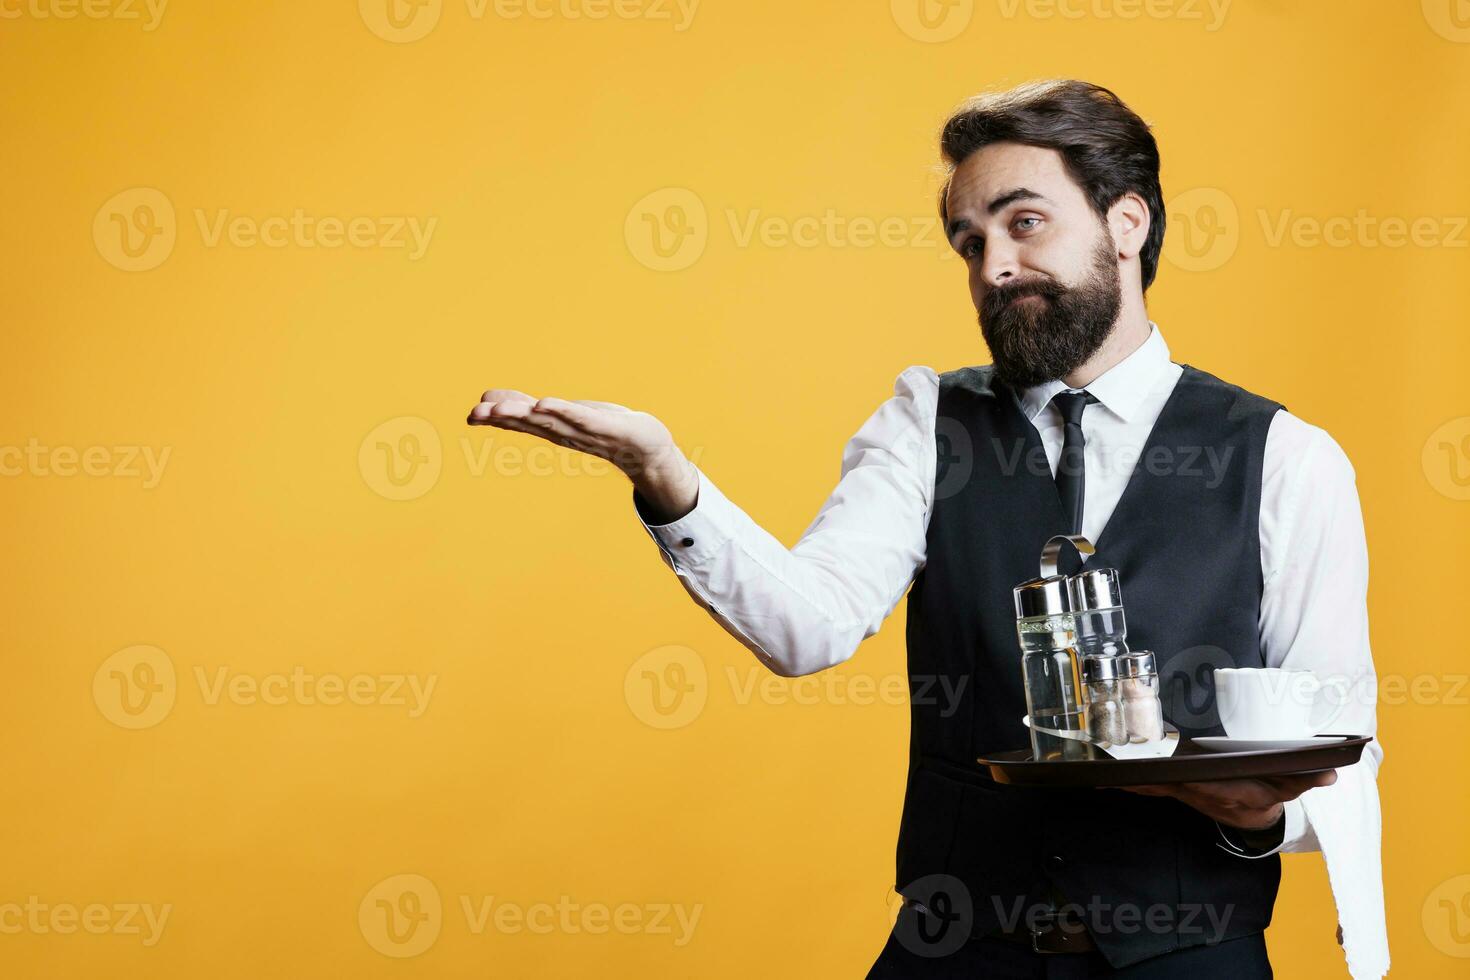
[{"left": 976, "top": 735, "right": 1372, "bottom": 787}]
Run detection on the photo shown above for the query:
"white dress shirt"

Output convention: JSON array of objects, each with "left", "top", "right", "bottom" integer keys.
[{"left": 634, "top": 322, "right": 1387, "bottom": 978}]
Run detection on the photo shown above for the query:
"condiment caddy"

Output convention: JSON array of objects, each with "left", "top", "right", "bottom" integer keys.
[{"left": 980, "top": 533, "right": 1373, "bottom": 786}]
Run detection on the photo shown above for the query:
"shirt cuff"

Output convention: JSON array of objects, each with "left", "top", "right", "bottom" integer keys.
[
  {"left": 1214, "top": 800, "right": 1302, "bottom": 859},
  {"left": 632, "top": 466, "right": 736, "bottom": 569}
]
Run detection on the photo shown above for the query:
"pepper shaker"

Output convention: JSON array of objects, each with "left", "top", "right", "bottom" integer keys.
[{"left": 1081, "top": 654, "right": 1129, "bottom": 746}]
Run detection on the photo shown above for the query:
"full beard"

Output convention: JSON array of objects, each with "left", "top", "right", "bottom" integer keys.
[{"left": 978, "top": 233, "right": 1123, "bottom": 390}]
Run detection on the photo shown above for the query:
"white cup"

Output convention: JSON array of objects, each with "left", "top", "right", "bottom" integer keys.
[{"left": 1212, "top": 667, "right": 1350, "bottom": 740}]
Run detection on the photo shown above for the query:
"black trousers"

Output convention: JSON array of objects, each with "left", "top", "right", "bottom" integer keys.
[{"left": 865, "top": 919, "right": 1272, "bottom": 979}]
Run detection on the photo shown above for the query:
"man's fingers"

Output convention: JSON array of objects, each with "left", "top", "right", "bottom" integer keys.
[
  {"left": 503, "top": 408, "right": 589, "bottom": 447},
  {"left": 1260, "top": 770, "right": 1338, "bottom": 798},
  {"left": 1176, "top": 770, "right": 1336, "bottom": 807},
  {"left": 477, "top": 412, "right": 590, "bottom": 451},
  {"left": 1117, "top": 784, "right": 1172, "bottom": 796},
  {"left": 533, "top": 398, "right": 617, "bottom": 437},
  {"left": 468, "top": 400, "right": 537, "bottom": 425},
  {"left": 467, "top": 402, "right": 501, "bottom": 423},
  {"left": 465, "top": 395, "right": 615, "bottom": 460},
  {"left": 1174, "top": 779, "right": 1278, "bottom": 808},
  {"left": 469, "top": 389, "right": 538, "bottom": 426},
  {"left": 480, "top": 389, "right": 536, "bottom": 405}
]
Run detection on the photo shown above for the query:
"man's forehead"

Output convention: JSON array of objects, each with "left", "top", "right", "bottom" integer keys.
[{"left": 946, "top": 143, "right": 1074, "bottom": 215}]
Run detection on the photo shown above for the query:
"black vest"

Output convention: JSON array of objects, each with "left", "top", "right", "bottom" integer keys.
[{"left": 896, "top": 362, "right": 1284, "bottom": 968}]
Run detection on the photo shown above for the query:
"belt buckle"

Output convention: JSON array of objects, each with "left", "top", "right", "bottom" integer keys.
[{"left": 1027, "top": 908, "right": 1078, "bottom": 955}]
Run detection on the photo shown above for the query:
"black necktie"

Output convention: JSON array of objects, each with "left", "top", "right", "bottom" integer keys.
[{"left": 1051, "top": 390, "right": 1096, "bottom": 536}]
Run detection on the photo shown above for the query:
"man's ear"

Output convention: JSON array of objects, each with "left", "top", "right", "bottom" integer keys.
[{"left": 1108, "top": 192, "right": 1151, "bottom": 261}]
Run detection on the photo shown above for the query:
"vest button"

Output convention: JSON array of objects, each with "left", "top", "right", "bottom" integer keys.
[
  {"left": 1045, "top": 854, "right": 1065, "bottom": 871},
  {"left": 680, "top": 537, "right": 695, "bottom": 547}
]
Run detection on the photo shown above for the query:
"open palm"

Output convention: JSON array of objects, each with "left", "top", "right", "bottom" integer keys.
[{"left": 466, "top": 389, "right": 697, "bottom": 519}]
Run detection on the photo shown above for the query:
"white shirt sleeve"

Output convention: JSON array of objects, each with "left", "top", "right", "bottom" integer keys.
[
  {"left": 632, "top": 365, "right": 937, "bottom": 677},
  {"left": 1217, "top": 410, "right": 1383, "bottom": 859}
]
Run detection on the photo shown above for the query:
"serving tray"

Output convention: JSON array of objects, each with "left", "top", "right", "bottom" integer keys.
[{"left": 975, "top": 735, "right": 1372, "bottom": 787}]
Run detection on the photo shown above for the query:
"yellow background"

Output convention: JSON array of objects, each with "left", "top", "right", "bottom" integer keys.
[{"left": 2, "top": 0, "right": 1468, "bottom": 975}]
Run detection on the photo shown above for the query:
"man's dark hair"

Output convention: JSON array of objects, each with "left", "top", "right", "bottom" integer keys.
[{"left": 937, "top": 79, "right": 1166, "bottom": 292}]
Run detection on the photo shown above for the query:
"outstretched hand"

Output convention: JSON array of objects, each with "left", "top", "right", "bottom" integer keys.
[{"left": 467, "top": 389, "right": 699, "bottom": 522}]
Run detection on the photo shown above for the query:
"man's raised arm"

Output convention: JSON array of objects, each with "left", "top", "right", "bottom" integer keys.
[{"left": 467, "top": 367, "right": 937, "bottom": 676}]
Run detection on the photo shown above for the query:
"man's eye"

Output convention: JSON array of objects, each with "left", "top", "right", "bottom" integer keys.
[{"left": 1015, "top": 216, "right": 1041, "bottom": 232}]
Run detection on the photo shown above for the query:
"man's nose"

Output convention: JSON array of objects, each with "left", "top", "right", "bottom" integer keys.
[{"left": 979, "top": 242, "right": 1020, "bottom": 289}]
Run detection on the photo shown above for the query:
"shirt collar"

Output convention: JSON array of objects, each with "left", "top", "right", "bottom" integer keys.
[{"left": 1017, "top": 321, "right": 1171, "bottom": 424}]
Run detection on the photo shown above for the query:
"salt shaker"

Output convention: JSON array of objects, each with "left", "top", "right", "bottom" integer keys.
[{"left": 1117, "top": 650, "right": 1165, "bottom": 742}]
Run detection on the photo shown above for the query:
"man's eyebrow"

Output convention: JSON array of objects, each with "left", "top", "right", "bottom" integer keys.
[
  {"left": 987, "top": 187, "right": 1049, "bottom": 216},
  {"left": 946, "top": 187, "right": 1052, "bottom": 243}
]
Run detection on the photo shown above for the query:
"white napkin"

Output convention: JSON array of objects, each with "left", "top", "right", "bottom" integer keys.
[
  {"left": 1097, "top": 735, "right": 1179, "bottom": 760},
  {"left": 1297, "top": 753, "right": 1390, "bottom": 978}
]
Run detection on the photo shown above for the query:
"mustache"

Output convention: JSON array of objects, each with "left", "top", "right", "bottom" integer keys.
[{"left": 982, "top": 277, "right": 1067, "bottom": 319}]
